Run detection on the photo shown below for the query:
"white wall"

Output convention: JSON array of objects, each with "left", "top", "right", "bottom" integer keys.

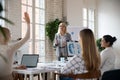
[
  {"left": 66, "top": 0, "right": 97, "bottom": 27},
  {"left": 98, "top": 0, "right": 120, "bottom": 68},
  {"left": 66, "top": 0, "right": 83, "bottom": 27}
]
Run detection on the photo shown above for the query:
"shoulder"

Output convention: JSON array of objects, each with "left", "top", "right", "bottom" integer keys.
[
  {"left": 101, "top": 49, "right": 109, "bottom": 57},
  {"left": 71, "top": 54, "right": 83, "bottom": 61},
  {"left": 66, "top": 33, "right": 71, "bottom": 35},
  {"left": 101, "top": 47, "right": 113, "bottom": 53},
  {"left": 101, "top": 47, "right": 115, "bottom": 57},
  {"left": 55, "top": 33, "right": 60, "bottom": 36},
  {"left": 66, "top": 33, "right": 71, "bottom": 38}
]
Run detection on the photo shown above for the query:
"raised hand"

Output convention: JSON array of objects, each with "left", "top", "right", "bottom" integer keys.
[{"left": 24, "top": 12, "right": 30, "bottom": 24}]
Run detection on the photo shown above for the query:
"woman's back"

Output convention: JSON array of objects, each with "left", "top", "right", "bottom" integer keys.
[{"left": 100, "top": 47, "right": 115, "bottom": 74}]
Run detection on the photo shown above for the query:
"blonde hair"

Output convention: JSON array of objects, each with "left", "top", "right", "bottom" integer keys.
[
  {"left": 80, "top": 29, "right": 100, "bottom": 71},
  {"left": 0, "top": 27, "right": 11, "bottom": 43},
  {"left": 57, "top": 22, "right": 67, "bottom": 34}
]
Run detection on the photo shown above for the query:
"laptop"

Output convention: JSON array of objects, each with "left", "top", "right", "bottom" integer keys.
[{"left": 21, "top": 54, "right": 39, "bottom": 68}]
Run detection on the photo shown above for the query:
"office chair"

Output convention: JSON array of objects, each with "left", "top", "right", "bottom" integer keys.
[
  {"left": 54, "top": 70, "right": 101, "bottom": 80},
  {"left": 101, "top": 69, "right": 120, "bottom": 80}
]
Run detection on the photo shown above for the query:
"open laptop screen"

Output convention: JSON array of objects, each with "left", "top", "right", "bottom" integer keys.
[{"left": 21, "top": 54, "right": 39, "bottom": 68}]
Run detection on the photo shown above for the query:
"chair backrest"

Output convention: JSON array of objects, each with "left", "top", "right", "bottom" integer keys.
[
  {"left": 74, "top": 70, "right": 101, "bottom": 79},
  {"left": 55, "top": 70, "right": 101, "bottom": 80},
  {"left": 101, "top": 69, "right": 120, "bottom": 80}
]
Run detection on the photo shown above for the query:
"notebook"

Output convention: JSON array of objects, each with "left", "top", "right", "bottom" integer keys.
[{"left": 21, "top": 54, "right": 39, "bottom": 68}]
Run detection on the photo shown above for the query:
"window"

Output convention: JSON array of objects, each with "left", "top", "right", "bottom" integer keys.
[
  {"left": 21, "top": 0, "right": 45, "bottom": 59},
  {"left": 83, "top": 8, "right": 95, "bottom": 33}
]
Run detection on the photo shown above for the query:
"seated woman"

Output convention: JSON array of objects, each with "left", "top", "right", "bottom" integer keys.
[
  {"left": 100, "top": 35, "right": 117, "bottom": 75},
  {"left": 60, "top": 29, "right": 101, "bottom": 80}
]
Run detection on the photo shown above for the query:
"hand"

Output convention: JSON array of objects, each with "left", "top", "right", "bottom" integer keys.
[
  {"left": 24, "top": 12, "right": 30, "bottom": 24},
  {"left": 62, "top": 42, "right": 67, "bottom": 47},
  {"left": 15, "top": 65, "right": 27, "bottom": 69}
]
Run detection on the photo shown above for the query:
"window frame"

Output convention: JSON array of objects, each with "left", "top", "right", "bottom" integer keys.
[
  {"left": 82, "top": 8, "right": 95, "bottom": 33},
  {"left": 21, "top": 0, "right": 45, "bottom": 57}
]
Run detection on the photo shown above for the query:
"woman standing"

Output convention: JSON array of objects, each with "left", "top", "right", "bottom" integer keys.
[
  {"left": 100, "top": 35, "right": 117, "bottom": 75},
  {"left": 53, "top": 22, "right": 72, "bottom": 61}
]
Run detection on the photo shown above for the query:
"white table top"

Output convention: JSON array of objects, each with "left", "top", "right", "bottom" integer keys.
[{"left": 13, "top": 62, "right": 66, "bottom": 74}]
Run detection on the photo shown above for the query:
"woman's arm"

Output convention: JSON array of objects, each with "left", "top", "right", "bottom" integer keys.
[
  {"left": 66, "top": 33, "right": 72, "bottom": 42},
  {"left": 11, "top": 12, "right": 30, "bottom": 51},
  {"left": 61, "top": 55, "right": 82, "bottom": 74},
  {"left": 69, "top": 33, "right": 72, "bottom": 41},
  {"left": 53, "top": 33, "right": 59, "bottom": 47}
]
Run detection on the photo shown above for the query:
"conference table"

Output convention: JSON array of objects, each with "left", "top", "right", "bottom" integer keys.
[{"left": 13, "top": 62, "right": 66, "bottom": 80}]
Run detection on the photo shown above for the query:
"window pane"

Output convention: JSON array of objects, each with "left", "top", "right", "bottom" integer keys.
[
  {"left": 88, "top": 21, "right": 92, "bottom": 28},
  {"left": 89, "top": 9, "right": 94, "bottom": 21},
  {"left": 35, "top": 0, "right": 45, "bottom": 8},
  {"left": 88, "top": 21, "right": 94, "bottom": 32},
  {"left": 35, "top": 9, "right": 45, "bottom": 24},
  {"left": 20, "top": 41, "right": 32, "bottom": 54},
  {"left": 35, "top": 24, "right": 45, "bottom": 40},
  {"left": 88, "top": 10, "right": 92, "bottom": 21},
  {"left": 27, "top": 0, "right": 32, "bottom": 6},
  {"left": 28, "top": 41, "right": 33, "bottom": 54},
  {"left": 22, "top": 0, "right": 32, "bottom": 6},
  {"left": 22, "top": 0, "right": 26, "bottom": 4},
  {"left": 35, "top": 41, "right": 45, "bottom": 55},
  {"left": 40, "top": 10, "right": 45, "bottom": 24},
  {"left": 91, "top": 10, "right": 94, "bottom": 21},
  {"left": 83, "top": 20, "right": 87, "bottom": 27},
  {"left": 83, "top": 8, "right": 87, "bottom": 20}
]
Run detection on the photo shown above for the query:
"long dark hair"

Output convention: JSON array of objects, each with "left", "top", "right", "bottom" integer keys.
[{"left": 103, "top": 35, "right": 117, "bottom": 46}]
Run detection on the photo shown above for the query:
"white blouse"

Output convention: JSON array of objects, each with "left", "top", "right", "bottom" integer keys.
[
  {"left": 100, "top": 47, "right": 116, "bottom": 75},
  {"left": 0, "top": 24, "right": 30, "bottom": 77}
]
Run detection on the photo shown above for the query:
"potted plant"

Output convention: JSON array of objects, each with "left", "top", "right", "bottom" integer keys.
[
  {"left": 96, "top": 38, "right": 105, "bottom": 52},
  {"left": 0, "top": 2, "right": 14, "bottom": 62},
  {"left": 45, "top": 19, "right": 61, "bottom": 42}
]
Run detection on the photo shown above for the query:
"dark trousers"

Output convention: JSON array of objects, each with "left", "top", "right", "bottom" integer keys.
[{"left": 60, "top": 76, "right": 74, "bottom": 80}]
